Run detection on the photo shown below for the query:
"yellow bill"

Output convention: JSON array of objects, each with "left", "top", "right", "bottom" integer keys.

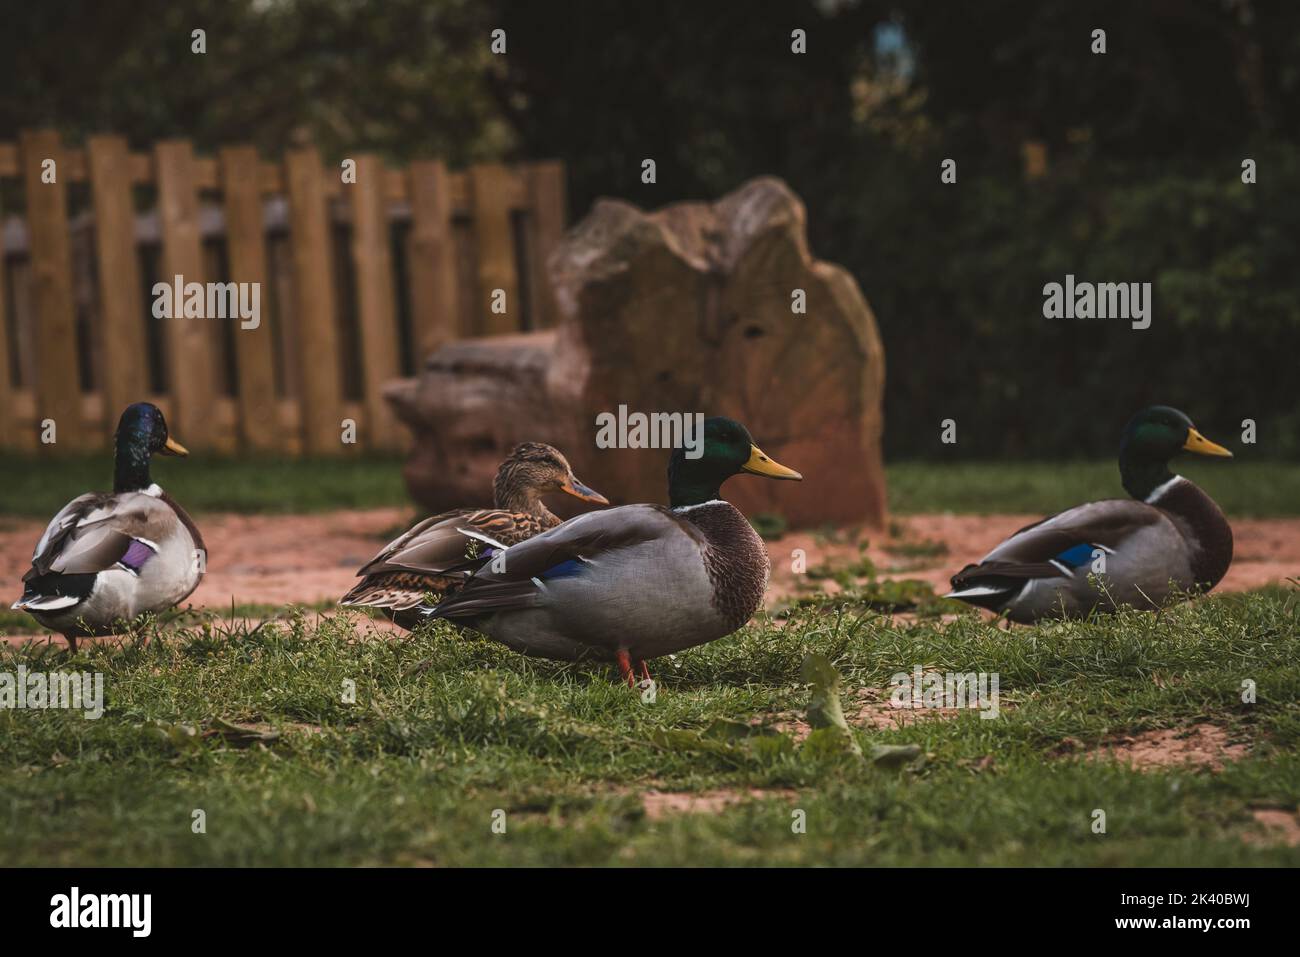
[
  {"left": 742, "top": 444, "right": 802, "bottom": 480},
  {"left": 1183, "top": 428, "right": 1232, "bottom": 458},
  {"left": 163, "top": 436, "right": 189, "bottom": 457}
]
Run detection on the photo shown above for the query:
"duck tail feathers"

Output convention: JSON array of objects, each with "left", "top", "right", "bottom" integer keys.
[
  {"left": 341, "top": 572, "right": 456, "bottom": 612},
  {"left": 946, "top": 563, "right": 1027, "bottom": 612},
  {"left": 424, "top": 579, "right": 542, "bottom": 621},
  {"left": 13, "top": 593, "right": 82, "bottom": 612}
]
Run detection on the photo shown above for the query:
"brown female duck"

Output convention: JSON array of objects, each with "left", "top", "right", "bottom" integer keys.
[{"left": 341, "top": 442, "right": 607, "bottom": 628}]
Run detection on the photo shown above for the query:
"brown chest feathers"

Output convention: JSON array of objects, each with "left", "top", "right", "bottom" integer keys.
[
  {"left": 679, "top": 502, "right": 771, "bottom": 631},
  {"left": 1155, "top": 479, "right": 1233, "bottom": 589}
]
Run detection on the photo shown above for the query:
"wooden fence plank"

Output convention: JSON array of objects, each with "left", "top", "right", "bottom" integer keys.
[
  {"left": 194, "top": 156, "right": 218, "bottom": 189},
  {"left": 407, "top": 159, "right": 460, "bottom": 357},
  {"left": 220, "top": 145, "right": 282, "bottom": 452},
  {"left": 384, "top": 168, "right": 408, "bottom": 204},
  {"left": 19, "top": 129, "right": 87, "bottom": 452},
  {"left": 468, "top": 163, "right": 518, "bottom": 336},
  {"left": 154, "top": 139, "right": 220, "bottom": 450},
  {"left": 259, "top": 162, "right": 283, "bottom": 194},
  {"left": 349, "top": 154, "right": 403, "bottom": 450},
  {"left": 87, "top": 134, "right": 148, "bottom": 438},
  {"left": 285, "top": 146, "right": 345, "bottom": 455},
  {"left": 0, "top": 134, "right": 566, "bottom": 456},
  {"left": 525, "top": 161, "right": 566, "bottom": 329}
]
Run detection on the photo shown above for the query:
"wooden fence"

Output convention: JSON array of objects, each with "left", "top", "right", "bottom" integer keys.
[{"left": 0, "top": 130, "right": 566, "bottom": 455}]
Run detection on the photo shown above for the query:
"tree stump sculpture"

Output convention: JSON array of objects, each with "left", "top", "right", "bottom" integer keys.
[{"left": 385, "top": 176, "right": 887, "bottom": 528}]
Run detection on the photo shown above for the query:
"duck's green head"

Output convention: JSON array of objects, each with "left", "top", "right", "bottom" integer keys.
[
  {"left": 1119, "top": 405, "right": 1231, "bottom": 499},
  {"left": 668, "top": 417, "right": 802, "bottom": 507},
  {"left": 114, "top": 402, "right": 188, "bottom": 492}
]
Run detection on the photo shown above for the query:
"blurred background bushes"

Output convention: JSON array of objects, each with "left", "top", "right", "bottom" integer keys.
[{"left": 2, "top": 0, "right": 1295, "bottom": 459}]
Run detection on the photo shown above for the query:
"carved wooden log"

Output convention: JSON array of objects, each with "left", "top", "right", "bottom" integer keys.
[{"left": 386, "top": 176, "right": 887, "bottom": 528}]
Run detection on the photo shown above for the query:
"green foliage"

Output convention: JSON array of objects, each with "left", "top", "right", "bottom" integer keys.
[
  {"left": 748, "top": 512, "right": 789, "bottom": 540},
  {"left": 490, "top": 0, "right": 1300, "bottom": 460},
  {"left": 856, "top": 155, "right": 1300, "bottom": 459},
  {"left": 884, "top": 539, "right": 948, "bottom": 558},
  {"left": 1, "top": 1, "right": 1296, "bottom": 460},
  {"left": 0, "top": 0, "right": 508, "bottom": 164},
  {"left": 784, "top": 579, "right": 959, "bottom": 618}
]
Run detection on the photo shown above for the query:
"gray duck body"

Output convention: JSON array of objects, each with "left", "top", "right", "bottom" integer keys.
[
  {"left": 427, "top": 500, "right": 770, "bottom": 662},
  {"left": 16, "top": 484, "right": 205, "bottom": 638},
  {"left": 951, "top": 475, "right": 1232, "bottom": 622}
]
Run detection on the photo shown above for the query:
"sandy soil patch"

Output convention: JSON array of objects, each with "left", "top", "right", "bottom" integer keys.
[
  {"left": 1244, "top": 809, "right": 1300, "bottom": 847},
  {"left": 848, "top": 684, "right": 1004, "bottom": 729},
  {"left": 0, "top": 507, "right": 412, "bottom": 615},
  {"left": 757, "top": 682, "right": 1003, "bottom": 743},
  {"left": 3, "top": 508, "right": 1297, "bottom": 647},
  {"left": 640, "top": 787, "right": 798, "bottom": 821},
  {"left": 0, "top": 507, "right": 413, "bottom": 647},
  {"left": 1088, "top": 722, "right": 1249, "bottom": 771},
  {"left": 191, "top": 507, "right": 414, "bottom": 607},
  {"left": 763, "top": 514, "right": 1300, "bottom": 605}
]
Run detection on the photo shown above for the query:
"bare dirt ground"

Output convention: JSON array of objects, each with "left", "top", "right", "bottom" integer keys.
[
  {"left": 639, "top": 787, "right": 799, "bottom": 821},
  {"left": 764, "top": 513, "right": 1300, "bottom": 604},
  {"left": 755, "top": 683, "right": 1009, "bottom": 743},
  {"left": 1086, "top": 722, "right": 1250, "bottom": 772},
  {"left": 0, "top": 507, "right": 412, "bottom": 646},
  {"left": 1246, "top": 809, "right": 1300, "bottom": 847},
  {"left": 0, "top": 507, "right": 410, "bottom": 616},
  {"left": 2, "top": 509, "right": 1297, "bottom": 647}
]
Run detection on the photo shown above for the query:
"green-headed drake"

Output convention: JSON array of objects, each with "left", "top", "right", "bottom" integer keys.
[
  {"left": 947, "top": 405, "right": 1233, "bottom": 623},
  {"left": 340, "top": 442, "right": 608, "bottom": 629},
  {"left": 12, "top": 402, "right": 204, "bottom": 650},
  {"left": 424, "top": 417, "right": 802, "bottom": 685}
]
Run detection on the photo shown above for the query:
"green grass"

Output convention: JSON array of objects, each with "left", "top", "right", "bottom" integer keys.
[
  {"left": 2, "top": 588, "right": 1298, "bottom": 866},
  {"left": 0, "top": 454, "right": 409, "bottom": 517},
  {"left": 887, "top": 459, "right": 1300, "bottom": 517},
  {"left": 0, "top": 602, "right": 349, "bottom": 637},
  {"left": 2, "top": 454, "right": 1294, "bottom": 520}
]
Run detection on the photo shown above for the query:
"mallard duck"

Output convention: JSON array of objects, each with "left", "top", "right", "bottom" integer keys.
[
  {"left": 947, "top": 406, "right": 1234, "bottom": 622},
  {"left": 12, "top": 402, "right": 204, "bottom": 650},
  {"left": 423, "top": 417, "right": 802, "bottom": 685},
  {"left": 340, "top": 442, "right": 608, "bottom": 629}
]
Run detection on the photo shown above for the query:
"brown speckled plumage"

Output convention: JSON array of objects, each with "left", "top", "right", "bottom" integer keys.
[
  {"left": 493, "top": 442, "right": 577, "bottom": 520},
  {"left": 341, "top": 442, "right": 601, "bottom": 623},
  {"left": 1154, "top": 480, "right": 1233, "bottom": 589},
  {"left": 342, "top": 508, "right": 556, "bottom": 610},
  {"left": 681, "top": 502, "right": 771, "bottom": 631}
]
